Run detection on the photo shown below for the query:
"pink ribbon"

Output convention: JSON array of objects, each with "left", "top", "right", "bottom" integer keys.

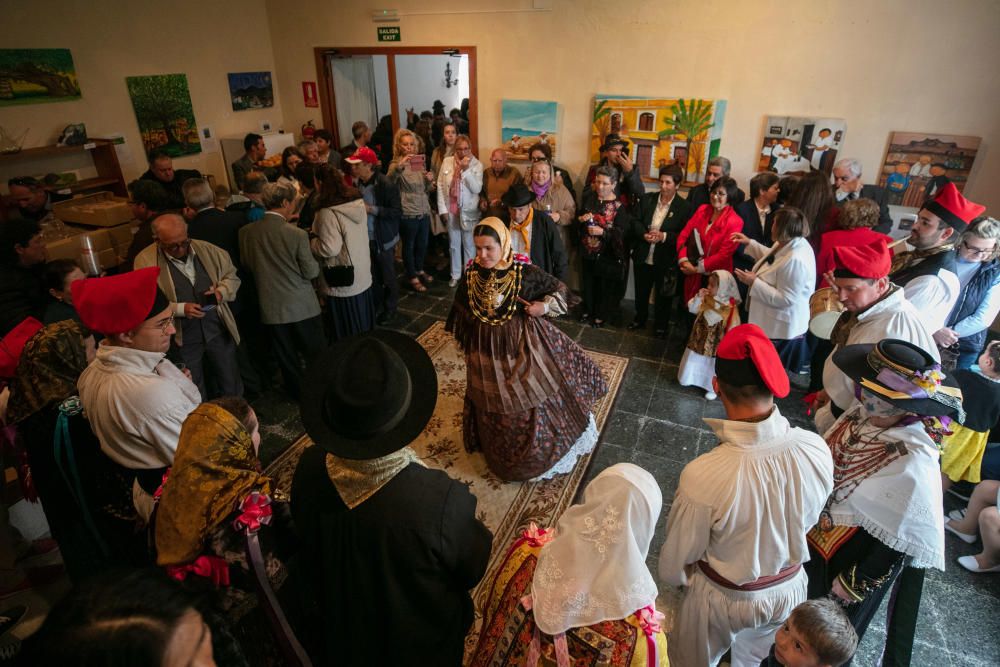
[
  {"left": 152, "top": 468, "right": 172, "bottom": 501},
  {"left": 166, "top": 555, "right": 230, "bottom": 586},
  {"left": 637, "top": 605, "right": 664, "bottom": 667},
  {"left": 233, "top": 492, "right": 273, "bottom": 533}
]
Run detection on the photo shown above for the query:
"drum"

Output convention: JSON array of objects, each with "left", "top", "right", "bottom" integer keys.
[{"left": 809, "top": 287, "right": 844, "bottom": 339}]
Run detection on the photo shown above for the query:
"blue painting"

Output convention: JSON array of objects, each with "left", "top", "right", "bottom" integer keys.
[
  {"left": 227, "top": 71, "right": 273, "bottom": 111},
  {"left": 501, "top": 99, "right": 558, "bottom": 160}
]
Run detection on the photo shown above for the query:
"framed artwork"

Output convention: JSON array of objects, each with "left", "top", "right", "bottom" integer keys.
[
  {"left": 228, "top": 71, "right": 274, "bottom": 111},
  {"left": 501, "top": 99, "right": 558, "bottom": 161},
  {"left": 591, "top": 95, "right": 727, "bottom": 184},
  {"left": 757, "top": 116, "right": 846, "bottom": 176},
  {"left": 878, "top": 131, "right": 981, "bottom": 207},
  {"left": 0, "top": 48, "right": 81, "bottom": 106},
  {"left": 125, "top": 74, "right": 201, "bottom": 158}
]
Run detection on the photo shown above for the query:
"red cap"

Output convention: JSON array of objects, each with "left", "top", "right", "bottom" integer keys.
[
  {"left": 72, "top": 267, "right": 165, "bottom": 335},
  {"left": 922, "top": 182, "right": 985, "bottom": 232},
  {"left": 715, "top": 324, "right": 790, "bottom": 398},
  {"left": 832, "top": 238, "right": 891, "bottom": 280},
  {"left": 0, "top": 317, "right": 43, "bottom": 378},
  {"left": 345, "top": 147, "right": 378, "bottom": 165}
]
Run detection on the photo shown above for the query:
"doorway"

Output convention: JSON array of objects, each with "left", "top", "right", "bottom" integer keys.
[{"left": 315, "top": 46, "right": 478, "bottom": 155}]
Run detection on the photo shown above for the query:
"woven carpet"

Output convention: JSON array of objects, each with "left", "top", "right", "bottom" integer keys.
[{"left": 263, "top": 320, "right": 629, "bottom": 659}]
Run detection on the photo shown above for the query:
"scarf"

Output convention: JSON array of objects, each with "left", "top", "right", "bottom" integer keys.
[
  {"left": 889, "top": 242, "right": 955, "bottom": 275},
  {"left": 476, "top": 216, "right": 515, "bottom": 270},
  {"left": 530, "top": 176, "right": 551, "bottom": 200},
  {"left": 829, "top": 285, "right": 899, "bottom": 348},
  {"left": 6, "top": 320, "right": 89, "bottom": 425},
  {"left": 155, "top": 403, "right": 272, "bottom": 566},
  {"left": 510, "top": 207, "right": 534, "bottom": 256},
  {"left": 448, "top": 157, "right": 462, "bottom": 215},
  {"left": 325, "top": 447, "right": 421, "bottom": 509}
]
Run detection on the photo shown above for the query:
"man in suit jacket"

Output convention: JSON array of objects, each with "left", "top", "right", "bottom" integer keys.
[
  {"left": 501, "top": 183, "right": 568, "bottom": 282},
  {"left": 339, "top": 121, "right": 371, "bottom": 164},
  {"left": 230, "top": 133, "right": 266, "bottom": 192},
  {"left": 140, "top": 149, "right": 202, "bottom": 210},
  {"left": 627, "top": 164, "right": 692, "bottom": 336},
  {"left": 733, "top": 172, "right": 781, "bottom": 315},
  {"left": 686, "top": 156, "right": 746, "bottom": 210},
  {"left": 833, "top": 158, "right": 893, "bottom": 234},
  {"left": 238, "top": 182, "right": 322, "bottom": 400},
  {"left": 292, "top": 331, "right": 492, "bottom": 666}
]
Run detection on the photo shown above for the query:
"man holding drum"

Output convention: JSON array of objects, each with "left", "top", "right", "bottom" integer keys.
[{"left": 811, "top": 238, "right": 938, "bottom": 434}]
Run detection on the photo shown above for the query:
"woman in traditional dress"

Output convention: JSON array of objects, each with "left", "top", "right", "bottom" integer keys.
[
  {"left": 805, "top": 339, "right": 962, "bottom": 666},
  {"left": 446, "top": 217, "right": 608, "bottom": 482},
  {"left": 470, "top": 462, "right": 668, "bottom": 666},
  {"left": 154, "top": 398, "right": 303, "bottom": 667}
]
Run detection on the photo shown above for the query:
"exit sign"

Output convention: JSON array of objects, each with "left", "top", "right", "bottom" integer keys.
[{"left": 377, "top": 27, "right": 400, "bottom": 42}]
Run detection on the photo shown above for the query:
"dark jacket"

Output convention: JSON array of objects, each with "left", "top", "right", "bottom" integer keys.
[
  {"left": 628, "top": 192, "right": 692, "bottom": 267},
  {"left": 140, "top": 168, "right": 202, "bottom": 210},
  {"left": 946, "top": 257, "right": 1000, "bottom": 354},
  {"left": 0, "top": 262, "right": 45, "bottom": 336},
  {"left": 125, "top": 220, "right": 155, "bottom": 269},
  {"left": 291, "top": 448, "right": 493, "bottom": 666},
  {"left": 188, "top": 207, "right": 246, "bottom": 268},
  {"left": 504, "top": 210, "right": 568, "bottom": 282},
  {"left": 836, "top": 184, "right": 893, "bottom": 235},
  {"left": 733, "top": 199, "right": 774, "bottom": 272},
  {"left": 687, "top": 182, "right": 747, "bottom": 210},
  {"left": 364, "top": 172, "right": 403, "bottom": 249}
]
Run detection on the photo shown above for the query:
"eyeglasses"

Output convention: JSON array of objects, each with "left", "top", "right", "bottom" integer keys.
[
  {"left": 159, "top": 239, "right": 191, "bottom": 253},
  {"left": 148, "top": 315, "right": 175, "bottom": 334},
  {"left": 710, "top": 191, "right": 728, "bottom": 199},
  {"left": 961, "top": 241, "right": 994, "bottom": 256}
]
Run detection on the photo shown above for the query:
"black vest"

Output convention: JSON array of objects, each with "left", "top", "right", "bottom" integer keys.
[
  {"left": 165, "top": 254, "right": 223, "bottom": 344},
  {"left": 891, "top": 248, "right": 957, "bottom": 288}
]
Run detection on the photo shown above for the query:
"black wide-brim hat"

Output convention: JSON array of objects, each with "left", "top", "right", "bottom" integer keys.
[
  {"left": 301, "top": 330, "right": 438, "bottom": 459},
  {"left": 832, "top": 339, "right": 963, "bottom": 418},
  {"left": 501, "top": 183, "right": 535, "bottom": 209}
]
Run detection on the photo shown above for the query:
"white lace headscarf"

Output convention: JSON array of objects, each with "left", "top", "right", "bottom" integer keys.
[{"left": 532, "top": 463, "right": 662, "bottom": 635}]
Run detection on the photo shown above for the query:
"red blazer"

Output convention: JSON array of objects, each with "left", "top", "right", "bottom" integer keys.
[
  {"left": 676, "top": 204, "right": 743, "bottom": 301},
  {"left": 816, "top": 228, "right": 892, "bottom": 287}
]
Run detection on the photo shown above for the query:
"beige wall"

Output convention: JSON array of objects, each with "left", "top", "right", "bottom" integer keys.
[
  {"left": 266, "top": 0, "right": 1000, "bottom": 211},
  {"left": 2, "top": 0, "right": 284, "bottom": 187}
]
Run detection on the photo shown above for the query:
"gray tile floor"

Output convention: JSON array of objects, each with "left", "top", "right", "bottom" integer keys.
[{"left": 256, "top": 281, "right": 1000, "bottom": 666}]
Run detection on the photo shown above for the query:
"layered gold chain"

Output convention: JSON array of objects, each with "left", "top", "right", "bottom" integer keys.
[{"left": 466, "top": 264, "right": 523, "bottom": 325}]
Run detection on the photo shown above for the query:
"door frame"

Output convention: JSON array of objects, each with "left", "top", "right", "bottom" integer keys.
[{"left": 313, "top": 46, "right": 478, "bottom": 154}]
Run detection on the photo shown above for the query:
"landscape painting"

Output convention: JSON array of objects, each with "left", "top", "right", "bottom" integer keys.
[
  {"left": 0, "top": 48, "right": 81, "bottom": 106},
  {"left": 757, "top": 116, "right": 846, "bottom": 175},
  {"left": 878, "top": 131, "right": 981, "bottom": 207},
  {"left": 591, "top": 95, "right": 727, "bottom": 184},
  {"left": 501, "top": 99, "right": 558, "bottom": 160},
  {"left": 125, "top": 73, "right": 201, "bottom": 158},
  {"left": 228, "top": 71, "right": 274, "bottom": 111}
]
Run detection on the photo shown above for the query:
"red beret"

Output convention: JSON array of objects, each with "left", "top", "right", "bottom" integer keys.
[
  {"left": 72, "top": 267, "right": 164, "bottom": 335},
  {"left": 922, "top": 182, "right": 985, "bottom": 232},
  {"left": 832, "top": 238, "right": 891, "bottom": 280},
  {"left": 715, "top": 323, "right": 790, "bottom": 398},
  {"left": 0, "top": 317, "right": 43, "bottom": 379}
]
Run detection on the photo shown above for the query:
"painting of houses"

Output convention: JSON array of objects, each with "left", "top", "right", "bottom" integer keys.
[
  {"left": 591, "top": 95, "right": 727, "bottom": 185},
  {"left": 501, "top": 99, "right": 558, "bottom": 160},
  {"left": 125, "top": 73, "right": 201, "bottom": 158},
  {"left": 878, "top": 131, "right": 981, "bottom": 207},
  {"left": 757, "top": 116, "right": 846, "bottom": 175},
  {"left": 228, "top": 71, "right": 274, "bottom": 111},
  {"left": 0, "top": 48, "right": 81, "bottom": 106}
]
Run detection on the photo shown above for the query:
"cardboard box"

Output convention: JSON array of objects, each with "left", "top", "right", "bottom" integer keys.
[
  {"left": 44, "top": 228, "right": 118, "bottom": 267},
  {"left": 52, "top": 191, "right": 133, "bottom": 227},
  {"left": 107, "top": 222, "right": 138, "bottom": 247}
]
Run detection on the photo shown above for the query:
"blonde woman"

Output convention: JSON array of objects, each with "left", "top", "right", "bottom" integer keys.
[
  {"left": 436, "top": 134, "right": 483, "bottom": 287},
  {"left": 387, "top": 128, "right": 435, "bottom": 292}
]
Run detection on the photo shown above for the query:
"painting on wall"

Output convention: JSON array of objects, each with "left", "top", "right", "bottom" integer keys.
[
  {"left": 0, "top": 48, "right": 81, "bottom": 106},
  {"left": 878, "top": 131, "right": 981, "bottom": 207},
  {"left": 591, "top": 95, "right": 727, "bottom": 185},
  {"left": 228, "top": 71, "right": 274, "bottom": 111},
  {"left": 501, "top": 99, "right": 558, "bottom": 161},
  {"left": 125, "top": 74, "right": 201, "bottom": 158},
  {"left": 757, "top": 116, "right": 846, "bottom": 176}
]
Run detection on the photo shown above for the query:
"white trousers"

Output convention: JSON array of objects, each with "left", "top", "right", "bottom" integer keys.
[
  {"left": 447, "top": 214, "right": 475, "bottom": 279},
  {"left": 668, "top": 567, "right": 807, "bottom": 667}
]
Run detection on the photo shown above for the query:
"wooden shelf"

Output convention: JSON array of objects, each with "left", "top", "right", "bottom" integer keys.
[
  {"left": 0, "top": 139, "right": 113, "bottom": 163},
  {"left": 47, "top": 176, "right": 121, "bottom": 194}
]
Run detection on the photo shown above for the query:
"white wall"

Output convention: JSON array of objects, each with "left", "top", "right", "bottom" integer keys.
[
  {"left": 394, "top": 55, "right": 469, "bottom": 121},
  {"left": 265, "top": 0, "right": 1000, "bottom": 212}
]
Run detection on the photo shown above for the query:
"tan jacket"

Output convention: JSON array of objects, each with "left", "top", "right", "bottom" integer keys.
[{"left": 134, "top": 239, "right": 241, "bottom": 346}]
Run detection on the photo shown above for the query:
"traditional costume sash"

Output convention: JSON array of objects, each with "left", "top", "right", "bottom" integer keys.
[{"left": 697, "top": 560, "right": 801, "bottom": 591}]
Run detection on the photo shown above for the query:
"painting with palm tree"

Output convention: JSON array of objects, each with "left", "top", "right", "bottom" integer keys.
[{"left": 591, "top": 95, "right": 727, "bottom": 185}]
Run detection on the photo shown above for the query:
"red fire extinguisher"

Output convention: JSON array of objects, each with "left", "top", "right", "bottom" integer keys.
[{"left": 301, "top": 120, "right": 316, "bottom": 141}]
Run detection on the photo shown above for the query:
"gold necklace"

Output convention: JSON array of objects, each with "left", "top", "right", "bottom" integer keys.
[{"left": 466, "top": 264, "right": 523, "bottom": 325}]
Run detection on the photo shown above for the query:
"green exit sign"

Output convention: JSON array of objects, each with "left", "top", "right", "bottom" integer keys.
[{"left": 377, "top": 26, "right": 400, "bottom": 42}]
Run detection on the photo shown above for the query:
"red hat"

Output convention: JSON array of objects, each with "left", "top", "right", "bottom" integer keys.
[
  {"left": 0, "top": 317, "right": 43, "bottom": 379},
  {"left": 72, "top": 267, "right": 168, "bottom": 335},
  {"left": 715, "top": 324, "right": 790, "bottom": 398},
  {"left": 832, "top": 238, "right": 891, "bottom": 280},
  {"left": 345, "top": 147, "right": 378, "bottom": 165},
  {"left": 922, "top": 182, "right": 985, "bottom": 232}
]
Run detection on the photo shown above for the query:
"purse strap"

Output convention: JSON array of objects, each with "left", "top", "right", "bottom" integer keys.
[{"left": 333, "top": 212, "right": 354, "bottom": 268}]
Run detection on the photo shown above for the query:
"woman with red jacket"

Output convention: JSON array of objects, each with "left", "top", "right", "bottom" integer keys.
[{"left": 677, "top": 176, "right": 743, "bottom": 303}]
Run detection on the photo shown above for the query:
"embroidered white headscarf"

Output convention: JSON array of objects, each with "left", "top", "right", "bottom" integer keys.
[{"left": 532, "top": 463, "right": 662, "bottom": 635}]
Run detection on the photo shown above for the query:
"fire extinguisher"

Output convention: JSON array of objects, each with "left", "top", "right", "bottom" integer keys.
[{"left": 301, "top": 120, "right": 316, "bottom": 141}]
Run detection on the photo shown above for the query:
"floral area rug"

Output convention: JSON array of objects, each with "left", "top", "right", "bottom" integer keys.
[{"left": 263, "top": 320, "right": 628, "bottom": 660}]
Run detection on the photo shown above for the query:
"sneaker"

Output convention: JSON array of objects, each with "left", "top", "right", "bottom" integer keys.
[
  {"left": 448, "top": 278, "right": 459, "bottom": 288},
  {"left": 705, "top": 391, "right": 717, "bottom": 401},
  {"left": 944, "top": 518, "right": 977, "bottom": 544},
  {"left": 948, "top": 508, "right": 967, "bottom": 522},
  {"left": 957, "top": 555, "right": 1000, "bottom": 573}
]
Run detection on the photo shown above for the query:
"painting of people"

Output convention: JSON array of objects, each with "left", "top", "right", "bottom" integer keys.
[
  {"left": 501, "top": 99, "right": 558, "bottom": 161},
  {"left": 756, "top": 116, "right": 846, "bottom": 176},
  {"left": 878, "top": 131, "right": 981, "bottom": 207}
]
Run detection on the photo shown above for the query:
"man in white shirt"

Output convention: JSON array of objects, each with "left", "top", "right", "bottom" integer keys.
[
  {"left": 889, "top": 182, "right": 985, "bottom": 333},
  {"left": 75, "top": 267, "right": 201, "bottom": 520},
  {"left": 659, "top": 324, "right": 833, "bottom": 667}
]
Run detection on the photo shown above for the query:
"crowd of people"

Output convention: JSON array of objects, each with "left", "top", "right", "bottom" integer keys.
[{"left": 0, "top": 99, "right": 998, "bottom": 666}]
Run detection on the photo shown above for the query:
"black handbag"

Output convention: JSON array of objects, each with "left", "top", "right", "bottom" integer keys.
[{"left": 322, "top": 216, "right": 355, "bottom": 287}]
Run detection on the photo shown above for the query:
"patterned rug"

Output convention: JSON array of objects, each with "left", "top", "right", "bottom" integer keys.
[{"left": 263, "top": 320, "right": 628, "bottom": 658}]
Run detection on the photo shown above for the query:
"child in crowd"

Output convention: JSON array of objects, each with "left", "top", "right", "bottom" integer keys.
[
  {"left": 759, "top": 599, "right": 858, "bottom": 667},
  {"left": 940, "top": 341, "right": 1000, "bottom": 492},
  {"left": 678, "top": 269, "right": 740, "bottom": 400}
]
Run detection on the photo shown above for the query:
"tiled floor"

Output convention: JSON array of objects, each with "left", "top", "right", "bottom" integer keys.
[{"left": 255, "top": 280, "right": 1000, "bottom": 666}]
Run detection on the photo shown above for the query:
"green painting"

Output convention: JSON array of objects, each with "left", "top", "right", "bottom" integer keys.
[
  {"left": 0, "top": 48, "right": 81, "bottom": 106},
  {"left": 125, "top": 73, "right": 202, "bottom": 158}
]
